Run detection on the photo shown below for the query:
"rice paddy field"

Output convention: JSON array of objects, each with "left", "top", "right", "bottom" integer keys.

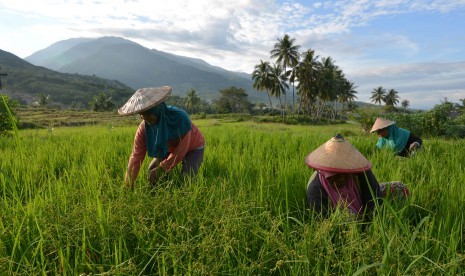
[{"left": 1, "top": 117, "right": 464, "bottom": 275}]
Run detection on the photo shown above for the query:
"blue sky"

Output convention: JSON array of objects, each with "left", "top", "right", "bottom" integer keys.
[{"left": 0, "top": 0, "right": 464, "bottom": 109}]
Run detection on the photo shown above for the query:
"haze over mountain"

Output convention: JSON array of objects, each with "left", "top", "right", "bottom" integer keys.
[{"left": 25, "top": 36, "right": 266, "bottom": 102}]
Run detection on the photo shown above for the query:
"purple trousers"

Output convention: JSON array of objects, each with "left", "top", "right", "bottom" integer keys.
[{"left": 148, "top": 147, "right": 204, "bottom": 180}]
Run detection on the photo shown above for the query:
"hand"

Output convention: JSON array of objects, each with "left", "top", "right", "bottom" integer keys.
[
  {"left": 124, "top": 172, "right": 134, "bottom": 190},
  {"left": 409, "top": 142, "right": 419, "bottom": 151},
  {"left": 149, "top": 166, "right": 167, "bottom": 186}
]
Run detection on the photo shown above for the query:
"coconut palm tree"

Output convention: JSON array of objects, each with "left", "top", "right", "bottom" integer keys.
[
  {"left": 184, "top": 89, "right": 200, "bottom": 114},
  {"left": 401, "top": 99, "right": 410, "bottom": 111},
  {"left": 316, "top": 56, "right": 339, "bottom": 118},
  {"left": 270, "top": 34, "right": 300, "bottom": 112},
  {"left": 346, "top": 101, "right": 358, "bottom": 113},
  {"left": 252, "top": 60, "right": 273, "bottom": 109},
  {"left": 384, "top": 88, "right": 400, "bottom": 107},
  {"left": 370, "top": 86, "right": 386, "bottom": 106},
  {"left": 296, "top": 49, "right": 320, "bottom": 116},
  {"left": 338, "top": 80, "right": 358, "bottom": 114},
  {"left": 269, "top": 63, "right": 289, "bottom": 121},
  {"left": 331, "top": 68, "right": 347, "bottom": 118}
]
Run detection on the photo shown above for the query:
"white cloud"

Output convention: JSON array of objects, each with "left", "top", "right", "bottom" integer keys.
[
  {"left": 1, "top": 0, "right": 465, "bottom": 108},
  {"left": 347, "top": 61, "right": 465, "bottom": 109}
]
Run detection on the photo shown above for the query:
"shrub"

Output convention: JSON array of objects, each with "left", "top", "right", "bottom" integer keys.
[
  {"left": 355, "top": 112, "right": 376, "bottom": 133},
  {"left": 381, "top": 103, "right": 464, "bottom": 138},
  {"left": 384, "top": 113, "right": 425, "bottom": 137}
]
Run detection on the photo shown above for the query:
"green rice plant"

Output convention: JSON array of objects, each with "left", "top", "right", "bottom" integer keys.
[{"left": 0, "top": 120, "right": 464, "bottom": 274}]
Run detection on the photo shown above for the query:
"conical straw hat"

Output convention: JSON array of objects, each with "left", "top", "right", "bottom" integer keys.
[
  {"left": 370, "top": 117, "right": 395, "bottom": 133},
  {"left": 305, "top": 134, "right": 372, "bottom": 173},
  {"left": 118, "top": 86, "right": 172, "bottom": 115}
]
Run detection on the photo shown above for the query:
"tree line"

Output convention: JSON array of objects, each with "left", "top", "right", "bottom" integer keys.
[{"left": 2, "top": 91, "right": 465, "bottom": 137}]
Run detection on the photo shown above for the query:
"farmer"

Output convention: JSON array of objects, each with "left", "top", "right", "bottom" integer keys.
[
  {"left": 305, "top": 134, "right": 383, "bottom": 221},
  {"left": 370, "top": 117, "right": 422, "bottom": 157},
  {"left": 118, "top": 86, "right": 205, "bottom": 188}
]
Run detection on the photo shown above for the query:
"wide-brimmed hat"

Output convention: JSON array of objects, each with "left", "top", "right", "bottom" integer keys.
[
  {"left": 305, "top": 134, "right": 372, "bottom": 173},
  {"left": 118, "top": 86, "right": 172, "bottom": 115},
  {"left": 370, "top": 117, "right": 395, "bottom": 133}
]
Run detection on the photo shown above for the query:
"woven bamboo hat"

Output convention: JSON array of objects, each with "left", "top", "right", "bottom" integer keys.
[
  {"left": 370, "top": 117, "right": 395, "bottom": 133},
  {"left": 118, "top": 86, "right": 172, "bottom": 115},
  {"left": 305, "top": 134, "right": 372, "bottom": 173}
]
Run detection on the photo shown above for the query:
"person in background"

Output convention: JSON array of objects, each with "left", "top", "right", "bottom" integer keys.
[
  {"left": 118, "top": 86, "right": 205, "bottom": 188},
  {"left": 305, "top": 134, "right": 383, "bottom": 221},
  {"left": 370, "top": 117, "right": 422, "bottom": 157}
]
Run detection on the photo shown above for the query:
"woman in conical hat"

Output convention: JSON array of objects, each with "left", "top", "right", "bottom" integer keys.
[
  {"left": 119, "top": 86, "right": 205, "bottom": 188},
  {"left": 370, "top": 117, "right": 422, "bottom": 157},
  {"left": 305, "top": 134, "right": 383, "bottom": 221}
]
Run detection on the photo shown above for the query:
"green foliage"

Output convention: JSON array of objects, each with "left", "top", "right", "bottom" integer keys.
[
  {"left": 90, "top": 92, "right": 115, "bottom": 112},
  {"left": 383, "top": 112, "right": 424, "bottom": 136},
  {"left": 425, "top": 103, "right": 453, "bottom": 136},
  {"left": 444, "top": 124, "right": 465, "bottom": 138},
  {"left": 370, "top": 86, "right": 386, "bottom": 105},
  {"left": 383, "top": 88, "right": 400, "bottom": 107},
  {"left": 346, "top": 101, "right": 358, "bottom": 113},
  {"left": 213, "top": 86, "right": 252, "bottom": 114},
  {"left": 198, "top": 111, "right": 207, "bottom": 119},
  {"left": 383, "top": 104, "right": 397, "bottom": 113},
  {"left": 0, "top": 94, "right": 18, "bottom": 136},
  {"left": 385, "top": 102, "right": 465, "bottom": 138},
  {"left": 401, "top": 99, "right": 410, "bottom": 109},
  {"left": 355, "top": 111, "right": 377, "bottom": 133},
  {"left": 255, "top": 114, "right": 345, "bottom": 125},
  {"left": 166, "top": 95, "right": 215, "bottom": 115},
  {"left": 69, "top": 101, "right": 85, "bottom": 110},
  {"left": 184, "top": 89, "right": 200, "bottom": 114},
  {"left": 165, "top": 95, "right": 186, "bottom": 109},
  {"left": 37, "top": 93, "right": 50, "bottom": 107}
]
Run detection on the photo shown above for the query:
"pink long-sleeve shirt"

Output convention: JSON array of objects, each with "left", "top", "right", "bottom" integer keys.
[{"left": 127, "top": 121, "right": 205, "bottom": 183}]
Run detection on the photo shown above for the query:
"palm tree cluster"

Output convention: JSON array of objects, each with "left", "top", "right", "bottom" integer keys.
[
  {"left": 370, "top": 86, "right": 403, "bottom": 111},
  {"left": 252, "top": 34, "right": 358, "bottom": 120}
]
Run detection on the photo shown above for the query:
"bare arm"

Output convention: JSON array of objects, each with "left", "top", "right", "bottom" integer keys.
[
  {"left": 125, "top": 123, "right": 147, "bottom": 188},
  {"left": 159, "top": 130, "right": 192, "bottom": 171}
]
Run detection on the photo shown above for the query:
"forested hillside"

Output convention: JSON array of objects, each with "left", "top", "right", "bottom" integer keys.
[{"left": 0, "top": 49, "right": 134, "bottom": 107}]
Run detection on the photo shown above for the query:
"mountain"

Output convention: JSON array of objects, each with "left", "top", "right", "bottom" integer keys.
[
  {"left": 0, "top": 49, "right": 134, "bottom": 107},
  {"left": 25, "top": 36, "right": 267, "bottom": 102},
  {"left": 23, "top": 37, "right": 95, "bottom": 67}
]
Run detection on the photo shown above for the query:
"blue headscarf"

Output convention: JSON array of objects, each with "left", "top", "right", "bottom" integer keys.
[
  {"left": 144, "top": 102, "right": 192, "bottom": 158},
  {"left": 375, "top": 124, "right": 410, "bottom": 154}
]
